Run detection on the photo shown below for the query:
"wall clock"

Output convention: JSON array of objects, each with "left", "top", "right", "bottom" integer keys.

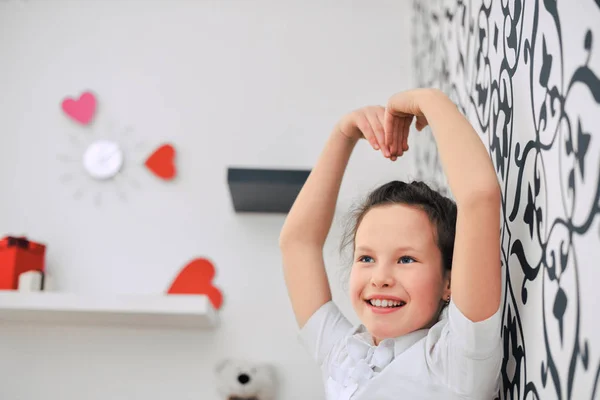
[
  {"left": 59, "top": 90, "right": 178, "bottom": 205},
  {"left": 82, "top": 140, "right": 124, "bottom": 180}
]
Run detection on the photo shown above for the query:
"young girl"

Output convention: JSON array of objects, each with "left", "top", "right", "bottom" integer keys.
[{"left": 279, "top": 88, "right": 503, "bottom": 399}]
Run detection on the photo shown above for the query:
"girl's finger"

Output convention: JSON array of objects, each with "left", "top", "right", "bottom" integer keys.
[
  {"left": 389, "top": 119, "right": 398, "bottom": 160},
  {"left": 356, "top": 116, "right": 379, "bottom": 151},
  {"left": 367, "top": 111, "right": 388, "bottom": 157},
  {"left": 395, "top": 116, "right": 404, "bottom": 158},
  {"left": 402, "top": 114, "right": 413, "bottom": 151},
  {"left": 383, "top": 107, "right": 395, "bottom": 149},
  {"left": 383, "top": 108, "right": 399, "bottom": 159},
  {"left": 390, "top": 116, "right": 401, "bottom": 160},
  {"left": 378, "top": 110, "right": 395, "bottom": 159},
  {"left": 398, "top": 115, "right": 405, "bottom": 152},
  {"left": 416, "top": 115, "right": 428, "bottom": 131},
  {"left": 367, "top": 114, "right": 390, "bottom": 157}
]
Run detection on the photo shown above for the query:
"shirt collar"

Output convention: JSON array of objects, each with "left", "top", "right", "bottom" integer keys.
[
  {"left": 391, "top": 306, "right": 449, "bottom": 355},
  {"left": 350, "top": 325, "right": 429, "bottom": 357},
  {"left": 348, "top": 306, "right": 449, "bottom": 356},
  {"left": 392, "top": 328, "right": 428, "bottom": 356}
]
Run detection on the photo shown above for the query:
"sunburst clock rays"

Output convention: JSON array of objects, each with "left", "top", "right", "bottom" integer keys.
[{"left": 57, "top": 90, "right": 177, "bottom": 206}]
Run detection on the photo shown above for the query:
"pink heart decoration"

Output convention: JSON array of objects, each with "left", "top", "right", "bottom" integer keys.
[{"left": 61, "top": 91, "right": 97, "bottom": 125}]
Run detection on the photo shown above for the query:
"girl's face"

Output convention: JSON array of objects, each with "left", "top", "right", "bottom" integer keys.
[{"left": 349, "top": 204, "right": 451, "bottom": 344}]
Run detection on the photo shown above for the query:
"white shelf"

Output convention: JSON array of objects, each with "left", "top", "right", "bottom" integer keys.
[{"left": 0, "top": 291, "right": 218, "bottom": 329}]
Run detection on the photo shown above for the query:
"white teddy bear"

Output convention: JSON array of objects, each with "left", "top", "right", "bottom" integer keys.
[{"left": 214, "top": 358, "right": 278, "bottom": 400}]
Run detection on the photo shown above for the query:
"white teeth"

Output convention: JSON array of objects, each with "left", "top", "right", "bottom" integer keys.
[{"left": 368, "top": 299, "right": 405, "bottom": 308}]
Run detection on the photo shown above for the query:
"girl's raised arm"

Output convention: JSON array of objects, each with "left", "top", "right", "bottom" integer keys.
[
  {"left": 279, "top": 106, "right": 388, "bottom": 328},
  {"left": 384, "top": 89, "right": 502, "bottom": 322}
]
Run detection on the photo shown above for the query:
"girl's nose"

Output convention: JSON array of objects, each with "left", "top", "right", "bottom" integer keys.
[{"left": 370, "top": 266, "right": 395, "bottom": 288}]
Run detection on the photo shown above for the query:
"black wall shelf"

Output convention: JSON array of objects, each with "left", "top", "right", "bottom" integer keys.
[{"left": 227, "top": 167, "right": 311, "bottom": 213}]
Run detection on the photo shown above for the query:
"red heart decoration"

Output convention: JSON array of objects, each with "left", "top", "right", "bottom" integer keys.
[
  {"left": 61, "top": 91, "right": 96, "bottom": 125},
  {"left": 167, "top": 258, "right": 223, "bottom": 309},
  {"left": 145, "top": 144, "right": 177, "bottom": 180}
]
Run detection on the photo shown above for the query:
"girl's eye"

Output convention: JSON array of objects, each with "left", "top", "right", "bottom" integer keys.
[
  {"left": 398, "top": 256, "right": 415, "bottom": 264},
  {"left": 358, "top": 256, "right": 374, "bottom": 263}
]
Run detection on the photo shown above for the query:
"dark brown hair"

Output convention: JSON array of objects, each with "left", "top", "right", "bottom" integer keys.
[{"left": 340, "top": 180, "right": 457, "bottom": 271}]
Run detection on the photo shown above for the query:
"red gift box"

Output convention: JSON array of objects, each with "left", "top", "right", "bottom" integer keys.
[{"left": 0, "top": 236, "right": 46, "bottom": 290}]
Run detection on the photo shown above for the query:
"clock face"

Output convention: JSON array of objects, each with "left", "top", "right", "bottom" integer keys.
[{"left": 82, "top": 140, "right": 124, "bottom": 180}]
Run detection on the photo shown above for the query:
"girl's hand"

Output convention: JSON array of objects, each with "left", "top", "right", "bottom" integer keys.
[
  {"left": 383, "top": 89, "right": 434, "bottom": 160},
  {"left": 336, "top": 106, "right": 393, "bottom": 159}
]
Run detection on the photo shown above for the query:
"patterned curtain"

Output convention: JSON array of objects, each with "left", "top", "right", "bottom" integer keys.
[{"left": 411, "top": 1, "right": 600, "bottom": 399}]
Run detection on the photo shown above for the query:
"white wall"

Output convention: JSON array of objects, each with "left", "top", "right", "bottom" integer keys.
[{"left": 0, "top": 1, "right": 415, "bottom": 399}]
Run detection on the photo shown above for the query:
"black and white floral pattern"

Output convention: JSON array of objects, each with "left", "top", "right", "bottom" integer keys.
[{"left": 412, "top": 1, "right": 600, "bottom": 399}]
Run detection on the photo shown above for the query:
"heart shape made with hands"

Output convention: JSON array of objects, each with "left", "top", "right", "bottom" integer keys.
[
  {"left": 145, "top": 144, "right": 177, "bottom": 180},
  {"left": 61, "top": 91, "right": 97, "bottom": 125},
  {"left": 167, "top": 258, "right": 223, "bottom": 309}
]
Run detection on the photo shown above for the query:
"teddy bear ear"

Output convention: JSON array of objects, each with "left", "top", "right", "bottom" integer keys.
[
  {"left": 214, "top": 358, "right": 231, "bottom": 375},
  {"left": 262, "top": 363, "right": 278, "bottom": 382}
]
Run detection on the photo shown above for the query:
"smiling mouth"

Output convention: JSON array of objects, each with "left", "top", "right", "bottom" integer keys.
[{"left": 366, "top": 299, "right": 406, "bottom": 308}]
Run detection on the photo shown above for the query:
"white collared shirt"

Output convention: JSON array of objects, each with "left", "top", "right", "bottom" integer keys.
[{"left": 299, "top": 300, "right": 502, "bottom": 400}]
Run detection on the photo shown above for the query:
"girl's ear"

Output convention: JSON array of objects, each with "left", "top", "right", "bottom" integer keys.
[{"left": 443, "top": 272, "right": 452, "bottom": 298}]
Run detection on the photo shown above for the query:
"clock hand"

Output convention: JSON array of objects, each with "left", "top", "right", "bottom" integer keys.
[{"left": 97, "top": 148, "right": 119, "bottom": 164}]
